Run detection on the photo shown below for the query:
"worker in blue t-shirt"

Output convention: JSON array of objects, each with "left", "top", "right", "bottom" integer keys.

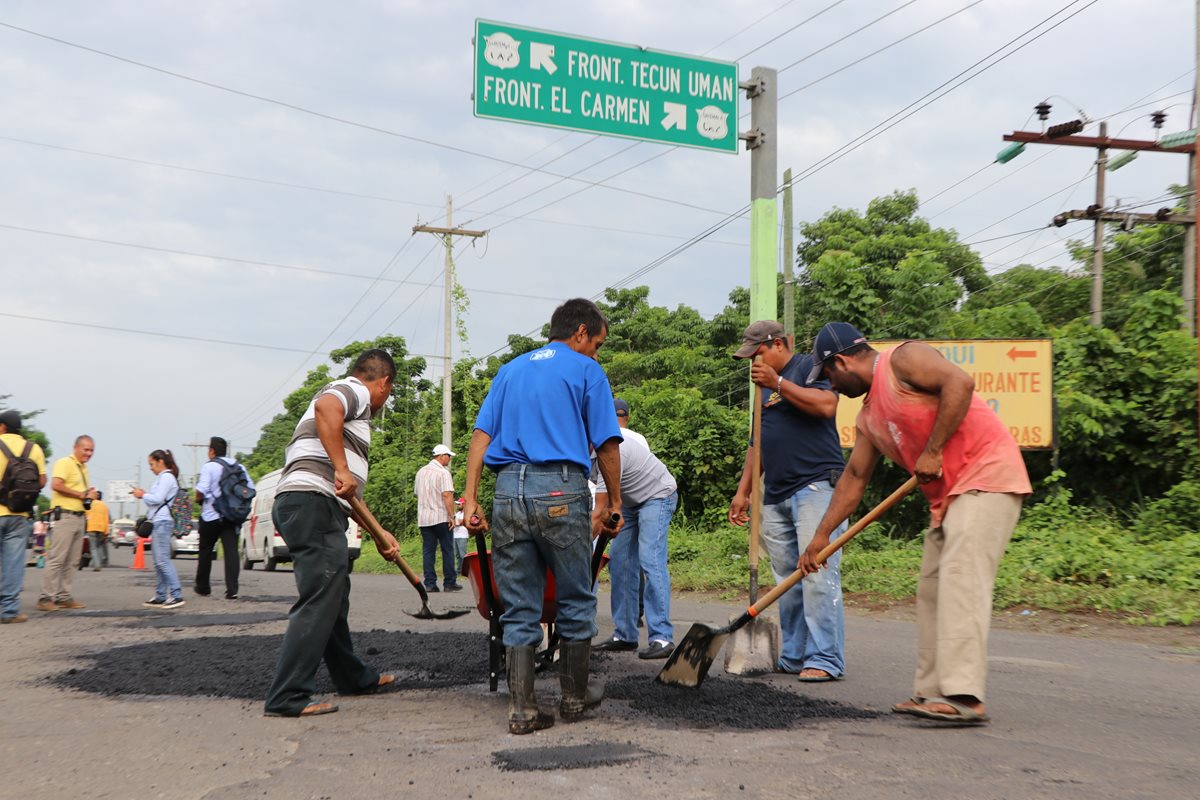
[{"left": 463, "top": 298, "right": 624, "bottom": 735}]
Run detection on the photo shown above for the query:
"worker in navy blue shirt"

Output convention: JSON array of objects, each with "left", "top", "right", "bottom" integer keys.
[
  {"left": 728, "top": 320, "right": 849, "bottom": 682},
  {"left": 463, "top": 297, "right": 624, "bottom": 735}
]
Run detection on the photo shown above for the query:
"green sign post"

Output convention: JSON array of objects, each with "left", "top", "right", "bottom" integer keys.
[{"left": 473, "top": 19, "right": 739, "bottom": 153}]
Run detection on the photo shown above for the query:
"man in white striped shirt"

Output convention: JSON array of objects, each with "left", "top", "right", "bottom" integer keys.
[
  {"left": 414, "top": 444, "right": 460, "bottom": 592},
  {"left": 264, "top": 349, "right": 401, "bottom": 718}
]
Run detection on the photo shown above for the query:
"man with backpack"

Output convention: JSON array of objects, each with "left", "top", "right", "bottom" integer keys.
[
  {"left": 194, "top": 437, "right": 255, "bottom": 600},
  {"left": 1, "top": 409, "right": 46, "bottom": 623}
]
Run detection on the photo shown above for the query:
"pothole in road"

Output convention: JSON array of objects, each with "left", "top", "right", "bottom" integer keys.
[
  {"left": 493, "top": 742, "right": 653, "bottom": 771},
  {"left": 606, "top": 675, "right": 879, "bottom": 729}
]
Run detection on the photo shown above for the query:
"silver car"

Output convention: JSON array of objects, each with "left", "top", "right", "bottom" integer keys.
[{"left": 170, "top": 520, "right": 202, "bottom": 559}]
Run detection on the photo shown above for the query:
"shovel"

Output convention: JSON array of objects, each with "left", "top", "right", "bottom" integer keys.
[
  {"left": 656, "top": 475, "right": 919, "bottom": 688},
  {"left": 349, "top": 496, "right": 470, "bottom": 621},
  {"left": 724, "top": 364, "right": 780, "bottom": 676}
]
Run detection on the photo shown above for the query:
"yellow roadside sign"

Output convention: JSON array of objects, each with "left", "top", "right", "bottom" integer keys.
[{"left": 834, "top": 339, "right": 1054, "bottom": 450}]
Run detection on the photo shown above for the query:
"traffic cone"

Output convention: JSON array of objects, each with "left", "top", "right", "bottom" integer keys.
[{"left": 131, "top": 537, "right": 146, "bottom": 570}]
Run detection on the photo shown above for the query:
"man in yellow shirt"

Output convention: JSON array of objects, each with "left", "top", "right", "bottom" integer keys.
[
  {"left": 85, "top": 490, "right": 112, "bottom": 571},
  {"left": 1, "top": 409, "right": 47, "bottom": 623},
  {"left": 38, "top": 435, "right": 97, "bottom": 612}
]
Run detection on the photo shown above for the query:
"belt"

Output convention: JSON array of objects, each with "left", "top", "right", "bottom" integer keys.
[{"left": 59, "top": 509, "right": 86, "bottom": 516}]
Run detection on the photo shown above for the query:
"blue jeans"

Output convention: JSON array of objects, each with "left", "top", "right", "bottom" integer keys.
[
  {"left": 420, "top": 522, "right": 457, "bottom": 588},
  {"left": 608, "top": 492, "right": 677, "bottom": 644},
  {"left": 1, "top": 515, "right": 32, "bottom": 618},
  {"left": 151, "top": 518, "right": 182, "bottom": 601},
  {"left": 491, "top": 463, "right": 596, "bottom": 647},
  {"left": 760, "top": 481, "right": 847, "bottom": 676}
]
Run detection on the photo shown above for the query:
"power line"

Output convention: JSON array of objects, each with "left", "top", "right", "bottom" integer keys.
[
  {"left": 774, "top": 0, "right": 987, "bottom": 105},
  {"left": 702, "top": 0, "right": 803, "bottom": 55},
  {"left": 776, "top": 0, "right": 924, "bottom": 75},
  {"left": 732, "top": 0, "right": 853, "bottom": 61},
  {"left": 0, "top": 20, "right": 730, "bottom": 218}
]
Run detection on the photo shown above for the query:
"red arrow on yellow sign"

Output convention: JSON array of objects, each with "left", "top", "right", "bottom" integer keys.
[{"left": 1006, "top": 346, "right": 1038, "bottom": 361}]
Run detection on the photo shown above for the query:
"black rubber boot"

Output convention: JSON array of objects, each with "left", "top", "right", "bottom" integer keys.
[
  {"left": 507, "top": 646, "right": 554, "bottom": 735},
  {"left": 558, "top": 639, "right": 603, "bottom": 720}
]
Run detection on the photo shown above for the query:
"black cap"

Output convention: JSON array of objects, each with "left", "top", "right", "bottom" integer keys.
[
  {"left": 807, "top": 322, "right": 869, "bottom": 382},
  {"left": 0, "top": 409, "right": 21, "bottom": 433}
]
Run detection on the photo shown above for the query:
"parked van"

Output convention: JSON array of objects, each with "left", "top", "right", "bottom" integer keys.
[{"left": 239, "top": 469, "right": 362, "bottom": 571}]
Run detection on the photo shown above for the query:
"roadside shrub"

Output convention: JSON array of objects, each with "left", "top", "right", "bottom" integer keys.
[{"left": 1132, "top": 480, "right": 1200, "bottom": 542}]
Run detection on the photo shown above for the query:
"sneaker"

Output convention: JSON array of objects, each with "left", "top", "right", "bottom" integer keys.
[
  {"left": 443, "top": 583, "right": 463, "bottom": 592},
  {"left": 55, "top": 598, "right": 86, "bottom": 609},
  {"left": 593, "top": 636, "right": 638, "bottom": 652},
  {"left": 143, "top": 598, "right": 166, "bottom": 608},
  {"left": 424, "top": 585, "right": 440, "bottom": 593},
  {"left": 225, "top": 594, "right": 238, "bottom": 600},
  {"left": 162, "top": 598, "right": 186, "bottom": 610},
  {"left": 36, "top": 599, "right": 60, "bottom": 612},
  {"left": 638, "top": 640, "right": 675, "bottom": 660},
  {"left": 1, "top": 614, "right": 28, "bottom": 624}
]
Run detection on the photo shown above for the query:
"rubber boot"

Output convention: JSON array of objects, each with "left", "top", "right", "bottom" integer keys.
[
  {"left": 507, "top": 646, "right": 554, "bottom": 735},
  {"left": 558, "top": 639, "right": 603, "bottom": 720}
]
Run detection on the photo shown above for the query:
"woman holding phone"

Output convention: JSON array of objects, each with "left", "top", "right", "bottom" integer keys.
[{"left": 131, "top": 450, "right": 185, "bottom": 609}]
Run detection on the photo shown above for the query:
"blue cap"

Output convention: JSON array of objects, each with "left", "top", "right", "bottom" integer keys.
[
  {"left": 613, "top": 398, "right": 629, "bottom": 417},
  {"left": 806, "top": 322, "right": 868, "bottom": 382}
]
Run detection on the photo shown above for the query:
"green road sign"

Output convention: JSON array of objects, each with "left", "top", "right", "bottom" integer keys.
[{"left": 473, "top": 19, "right": 739, "bottom": 154}]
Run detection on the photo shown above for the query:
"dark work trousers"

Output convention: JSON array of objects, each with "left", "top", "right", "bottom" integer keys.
[
  {"left": 264, "top": 491, "right": 379, "bottom": 716},
  {"left": 195, "top": 517, "right": 240, "bottom": 598},
  {"left": 419, "top": 522, "right": 458, "bottom": 588}
]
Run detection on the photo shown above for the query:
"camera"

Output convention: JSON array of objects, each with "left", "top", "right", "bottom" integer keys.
[{"left": 82, "top": 496, "right": 93, "bottom": 511}]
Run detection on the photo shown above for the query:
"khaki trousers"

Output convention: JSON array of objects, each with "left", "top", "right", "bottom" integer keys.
[
  {"left": 914, "top": 491, "right": 1023, "bottom": 702},
  {"left": 40, "top": 513, "right": 86, "bottom": 602}
]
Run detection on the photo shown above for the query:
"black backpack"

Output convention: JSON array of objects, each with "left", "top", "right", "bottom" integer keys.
[
  {"left": 212, "top": 460, "right": 255, "bottom": 524},
  {"left": 0, "top": 439, "right": 40, "bottom": 514}
]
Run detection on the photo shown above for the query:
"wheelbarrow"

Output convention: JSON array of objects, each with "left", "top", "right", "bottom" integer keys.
[{"left": 463, "top": 530, "right": 611, "bottom": 691}]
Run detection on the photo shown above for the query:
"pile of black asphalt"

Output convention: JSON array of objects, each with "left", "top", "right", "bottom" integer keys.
[
  {"left": 47, "top": 630, "right": 879, "bottom": 729},
  {"left": 493, "top": 742, "right": 654, "bottom": 772},
  {"left": 48, "top": 630, "right": 490, "bottom": 699}
]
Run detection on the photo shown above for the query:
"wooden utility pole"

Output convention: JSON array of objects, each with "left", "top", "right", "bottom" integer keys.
[
  {"left": 1090, "top": 122, "right": 1109, "bottom": 326},
  {"left": 1001, "top": 125, "right": 1195, "bottom": 326},
  {"left": 413, "top": 198, "right": 487, "bottom": 446}
]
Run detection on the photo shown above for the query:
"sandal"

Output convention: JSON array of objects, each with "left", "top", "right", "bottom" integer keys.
[
  {"left": 891, "top": 696, "right": 927, "bottom": 716},
  {"left": 264, "top": 701, "right": 339, "bottom": 718},
  {"left": 797, "top": 668, "right": 840, "bottom": 683},
  {"left": 907, "top": 696, "right": 989, "bottom": 724}
]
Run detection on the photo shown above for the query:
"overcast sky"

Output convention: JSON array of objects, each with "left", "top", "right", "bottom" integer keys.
[{"left": 1, "top": 0, "right": 1192, "bottom": 506}]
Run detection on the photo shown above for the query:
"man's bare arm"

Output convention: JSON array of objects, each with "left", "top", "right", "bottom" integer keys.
[{"left": 891, "top": 342, "right": 974, "bottom": 483}]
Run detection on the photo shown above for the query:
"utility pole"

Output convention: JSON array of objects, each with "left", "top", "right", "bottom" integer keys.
[
  {"left": 181, "top": 435, "right": 208, "bottom": 488},
  {"left": 783, "top": 166, "right": 795, "bottom": 345},
  {"left": 1091, "top": 122, "right": 1108, "bottom": 326},
  {"left": 413, "top": 198, "right": 487, "bottom": 446},
  {"left": 1000, "top": 116, "right": 1195, "bottom": 327},
  {"left": 740, "top": 67, "right": 779, "bottom": 327}
]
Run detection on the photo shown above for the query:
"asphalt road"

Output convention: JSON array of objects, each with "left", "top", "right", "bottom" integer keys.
[{"left": 3, "top": 545, "right": 1197, "bottom": 800}]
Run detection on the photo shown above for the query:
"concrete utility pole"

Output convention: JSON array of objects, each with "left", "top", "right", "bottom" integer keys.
[
  {"left": 741, "top": 67, "right": 779, "bottom": 327},
  {"left": 783, "top": 166, "right": 795, "bottom": 345},
  {"left": 413, "top": 198, "right": 487, "bottom": 446}
]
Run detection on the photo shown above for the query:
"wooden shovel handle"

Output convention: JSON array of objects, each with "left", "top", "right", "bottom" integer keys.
[
  {"left": 348, "top": 495, "right": 423, "bottom": 589},
  {"left": 749, "top": 475, "right": 920, "bottom": 616},
  {"left": 748, "top": 356, "right": 764, "bottom": 572}
]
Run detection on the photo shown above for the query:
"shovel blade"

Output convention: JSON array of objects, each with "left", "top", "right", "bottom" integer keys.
[
  {"left": 723, "top": 613, "right": 780, "bottom": 676},
  {"left": 655, "top": 622, "right": 730, "bottom": 688},
  {"left": 406, "top": 605, "right": 472, "bottom": 621}
]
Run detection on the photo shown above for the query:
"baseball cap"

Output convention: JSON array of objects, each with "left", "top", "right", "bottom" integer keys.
[
  {"left": 806, "top": 322, "right": 869, "bottom": 382},
  {"left": 0, "top": 409, "right": 21, "bottom": 433},
  {"left": 733, "top": 320, "right": 785, "bottom": 359},
  {"left": 455, "top": 497, "right": 464, "bottom": 505},
  {"left": 613, "top": 398, "right": 630, "bottom": 417},
  {"left": 432, "top": 444, "right": 455, "bottom": 457}
]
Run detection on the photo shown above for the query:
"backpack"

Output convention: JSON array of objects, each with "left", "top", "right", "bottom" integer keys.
[
  {"left": 0, "top": 439, "right": 40, "bottom": 514},
  {"left": 212, "top": 460, "right": 255, "bottom": 524},
  {"left": 170, "top": 491, "right": 193, "bottom": 536}
]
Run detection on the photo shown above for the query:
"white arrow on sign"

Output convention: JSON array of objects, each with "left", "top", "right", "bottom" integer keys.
[
  {"left": 661, "top": 102, "right": 687, "bottom": 131},
  {"left": 530, "top": 42, "right": 557, "bottom": 74}
]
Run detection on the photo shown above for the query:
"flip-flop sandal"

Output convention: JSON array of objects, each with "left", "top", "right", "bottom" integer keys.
[
  {"left": 346, "top": 674, "right": 396, "bottom": 696},
  {"left": 907, "top": 697, "right": 989, "bottom": 724},
  {"left": 891, "top": 696, "right": 927, "bottom": 716},
  {"left": 797, "top": 670, "right": 840, "bottom": 682},
  {"left": 264, "top": 702, "right": 339, "bottom": 718}
]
